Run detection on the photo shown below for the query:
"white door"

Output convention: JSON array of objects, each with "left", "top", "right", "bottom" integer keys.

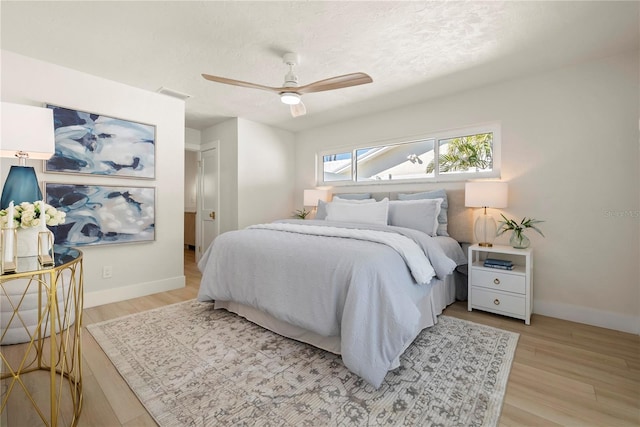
[{"left": 197, "top": 145, "right": 219, "bottom": 261}]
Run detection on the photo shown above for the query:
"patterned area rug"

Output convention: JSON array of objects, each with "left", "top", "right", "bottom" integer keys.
[{"left": 87, "top": 300, "right": 518, "bottom": 427}]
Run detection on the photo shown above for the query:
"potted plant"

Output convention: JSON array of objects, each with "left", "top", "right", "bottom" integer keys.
[
  {"left": 292, "top": 208, "right": 310, "bottom": 220},
  {"left": 497, "top": 214, "right": 544, "bottom": 249}
]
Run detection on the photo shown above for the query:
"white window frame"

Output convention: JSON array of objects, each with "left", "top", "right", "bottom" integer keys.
[{"left": 317, "top": 122, "right": 501, "bottom": 186}]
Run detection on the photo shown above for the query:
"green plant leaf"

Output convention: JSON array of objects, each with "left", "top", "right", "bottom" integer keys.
[
  {"left": 292, "top": 208, "right": 310, "bottom": 219},
  {"left": 498, "top": 214, "right": 545, "bottom": 238}
]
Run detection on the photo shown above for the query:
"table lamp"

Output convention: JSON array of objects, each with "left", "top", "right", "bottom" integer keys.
[
  {"left": 465, "top": 181, "right": 508, "bottom": 247},
  {"left": 0, "top": 102, "right": 55, "bottom": 209}
]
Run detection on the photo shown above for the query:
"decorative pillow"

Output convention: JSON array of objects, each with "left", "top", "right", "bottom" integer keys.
[
  {"left": 398, "top": 189, "right": 449, "bottom": 236},
  {"left": 333, "top": 193, "right": 371, "bottom": 200},
  {"left": 316, "top": 197, "right": 375, "bottom": 220},
  {"left": 315, "top": 200, "right": 330, "bottom": 220},
  {"left": 388, "top": 199, "right": 442, "bottom": 237},
  {"left": 325, "top": 198, "right": 389, "bottom": 225},
  {"left": 333, "top": 197, "right": 376, "bottom": 203}
]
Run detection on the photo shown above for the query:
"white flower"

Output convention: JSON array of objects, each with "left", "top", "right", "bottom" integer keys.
[
  {"left": 21, "top": 210, "right": 35, "bottom": 227},
  {"left": 0, "top": 214, "right": 13, "bottom": 228},
  {"left": 0, "top": 202, "right": 66, "bottom": 229}
]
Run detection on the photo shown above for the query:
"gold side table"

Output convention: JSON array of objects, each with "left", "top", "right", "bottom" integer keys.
[{"left": 1, "top": 246, "right": 83, "bottom": 426}]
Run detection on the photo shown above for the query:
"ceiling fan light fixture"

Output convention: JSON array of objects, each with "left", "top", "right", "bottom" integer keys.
[
  {"left": 280, "top": 92, "right": 301, "bottom": 105},
  {"left": 202, "top": 52, "right": 372, "bottom": 117}
]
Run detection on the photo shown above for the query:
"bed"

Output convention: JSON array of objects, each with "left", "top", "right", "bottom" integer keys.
[{"left": 197, "top": 190, "right": 472, "bottom": 388}]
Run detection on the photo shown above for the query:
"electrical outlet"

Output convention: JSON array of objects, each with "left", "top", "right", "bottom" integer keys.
[{"left": 102, "top": 265, "right": 113, "bottom": 279}]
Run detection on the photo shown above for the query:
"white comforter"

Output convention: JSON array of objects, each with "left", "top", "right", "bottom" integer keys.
[
  {"left": 248, "top": 222, "right": 437, "bottom": 284},
  {"left": 197, "top": 220, "right": 459, "bottom": 388}
]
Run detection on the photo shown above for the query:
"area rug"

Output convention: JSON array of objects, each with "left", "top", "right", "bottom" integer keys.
[{"left": 87, "top": 300, "right": 518, "bottom": 427}]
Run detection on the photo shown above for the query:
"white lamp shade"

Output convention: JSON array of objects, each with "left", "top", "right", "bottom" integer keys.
[
  {"left": 1, "top": 102, "right": 55, "bottom": 160},
  {"left": 465, "top": 181, "right": 508, "bottom": 208},
  {"left": 303, "top": 189, "right": 330, "bottom": 207}
]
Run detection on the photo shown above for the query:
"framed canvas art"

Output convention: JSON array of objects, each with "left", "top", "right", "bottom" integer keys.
[
  {"left": 45, "top": 104, "right": 155, "bottom": 179},
  {"left": 45, "top": 183, "right": 155, "bottom": 246}
]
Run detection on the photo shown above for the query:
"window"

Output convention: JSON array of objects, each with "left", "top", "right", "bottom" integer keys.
[
  {"left": 322, "top": 152, "right": 352, "bottom": 182},
  {"left": 355, "top": 139, "right": 435, "bottom": 182},
  {"left": 436, "top": 132, "right": 493, "bottom": 175},
  {"left": 319, "top": 123, "right": 500, "bottom": 185}
]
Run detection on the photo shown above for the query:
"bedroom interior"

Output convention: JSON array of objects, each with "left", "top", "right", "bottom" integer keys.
[{"left": 0, "top": 1, "right": 638, "bottom": 426}]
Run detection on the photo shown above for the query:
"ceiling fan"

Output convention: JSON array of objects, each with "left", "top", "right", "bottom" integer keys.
[{"left": 202, "top": 52, "right": 372, "bottom": 117}]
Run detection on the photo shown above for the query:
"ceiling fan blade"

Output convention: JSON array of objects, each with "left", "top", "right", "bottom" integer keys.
[
  {"left": 297, "top": 73, "right": 372, "bottom": 94},
  {"left": 201, "top": 74, "right": 280, "bottom": 93},
  {"left": 290, "top": 101, "right": 307, "bottom": 117}
]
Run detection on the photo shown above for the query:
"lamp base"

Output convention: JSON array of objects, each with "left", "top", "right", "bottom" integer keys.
[
  {"left": 0, "top": 165, "right": 43, "bottom": 209},
  {"left": 474, "top": 211, "right": 497, "bottom": 247}
]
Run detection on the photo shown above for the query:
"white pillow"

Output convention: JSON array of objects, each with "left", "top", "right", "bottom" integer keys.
[
  {"left": 398, "top": 189, "right": 449, "bottom": 236},
  {"left": 333, "top": 197, "right": 376, "bottom": 204},
  {"left": 316, "top": 198, "right": 374, "bottom": 220},
  {"left": 326, "top": 198, "right": 389, "bottom": 225},
  {"left": 388, "top": 198, "right": 443, "bottom": 237},
  {"left": 332, "top": 193, "right": 371, "bottom": 200}
]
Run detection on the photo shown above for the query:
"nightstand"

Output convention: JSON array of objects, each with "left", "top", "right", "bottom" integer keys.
[
  {"left": 468, "top": 244, "right": 533, "bottom": 325},
  {"left": 1, "top": 246, "right": 84, "bottom": 425}
]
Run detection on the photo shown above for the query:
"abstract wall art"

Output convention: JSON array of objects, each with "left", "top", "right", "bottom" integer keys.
[
  {"left": 45, "top": 104, "right": 155, "bottom": 179},
  {"left": 45, "top": 183, "right": 155, "bottom": 246}
]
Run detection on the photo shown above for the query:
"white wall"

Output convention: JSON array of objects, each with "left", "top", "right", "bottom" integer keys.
[
  {"left": 1, "top": 50, "right": 186, "bottom": 307},
  {"left": 202, "top": 118, "right": 239, "bottom": 234},
  {"left": 184, "top": 149, "right": 198, "bottom": 212},
  {"left": 237, "top": 118, "right": 295, "bottom": 228},
  {"left": 185, "top": 127, "right": 201, "bottom": 150},
  {"left": 295, "top": 50, "right": 640, "bottom": 334},
  {"left": 185, "top": 127, "right": 201, "bottom": 212},
  {"left": 201, "top": 118, "right": 295, "bottom": 233}
]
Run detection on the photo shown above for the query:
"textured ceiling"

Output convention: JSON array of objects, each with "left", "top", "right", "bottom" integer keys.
[{"left": 1, "top": 1, "right": 638, "bottom": 132}]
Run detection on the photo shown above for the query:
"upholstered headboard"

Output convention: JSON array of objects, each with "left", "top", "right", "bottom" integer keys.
[{"left": 332, "top": 189, "right": 473, "bottom": 243}]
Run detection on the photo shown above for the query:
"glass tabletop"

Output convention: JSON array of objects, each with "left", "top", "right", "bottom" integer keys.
[{"left": 1, "top": 245, "right": 82, "bottom": 276}]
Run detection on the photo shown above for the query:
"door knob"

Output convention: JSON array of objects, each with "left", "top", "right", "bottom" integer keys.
[{"left": 209, "top": 211, "right": 215, "bottom": 220}]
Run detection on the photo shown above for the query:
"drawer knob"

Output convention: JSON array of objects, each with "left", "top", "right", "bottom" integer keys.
[
  {"left": 494, "top": 299, "right": 500, "bottom": 305},
  {"left": 494, "top": 278, "right": 501, "bottom": 285}
]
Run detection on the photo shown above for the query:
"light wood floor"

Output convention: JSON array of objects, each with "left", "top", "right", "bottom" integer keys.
[{"left": 4, "top": 249, "right": 639, "bottom": 426}]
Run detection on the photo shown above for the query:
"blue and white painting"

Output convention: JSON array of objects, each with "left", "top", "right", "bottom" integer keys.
[
  {"left": 45, "top": 105, "right": 155, "bottom": 179},
  {"left": 45, "top": 183, "right": 155, "bottom": 246}
]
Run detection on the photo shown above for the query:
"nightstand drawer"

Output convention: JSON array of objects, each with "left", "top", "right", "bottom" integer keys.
[
  {"left": 471, "top": 268, "right": 525, "bottom": 294},
  {"left": 471, "top": 288, "right": 526, "bottom": 317}
]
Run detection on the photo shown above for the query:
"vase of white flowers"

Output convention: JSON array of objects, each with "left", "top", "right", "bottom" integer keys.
[
  {"left": 0, "top": 202, "right": 66, "bottom": 257},
  {"left": 497, "top": 214, "right": 544, "bottom": 249}
]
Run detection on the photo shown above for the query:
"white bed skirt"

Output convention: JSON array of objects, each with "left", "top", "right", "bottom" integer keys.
[{"left": 214, "top": 272, "right": 457, "bottom": 360}]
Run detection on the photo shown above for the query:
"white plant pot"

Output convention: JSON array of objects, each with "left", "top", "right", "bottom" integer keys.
[{"left": 16, "top": 227, "right": 53, "bottom": 257}]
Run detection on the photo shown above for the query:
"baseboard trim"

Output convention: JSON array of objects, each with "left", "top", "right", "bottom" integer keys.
[
  {"left": 84, "top": 276, "right": 186, "bottom": 309},
  {"left": 534, "top": 299, "right": 639, "bottom": 335}
]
